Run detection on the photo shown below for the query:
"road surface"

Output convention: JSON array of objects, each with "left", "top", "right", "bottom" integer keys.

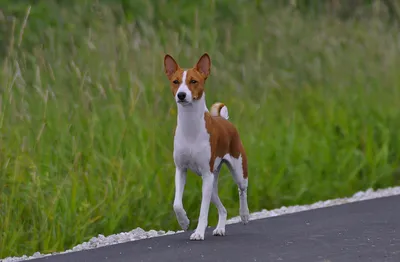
[{"left": 32, "top": 195, "right": 400, "bottom": 262}]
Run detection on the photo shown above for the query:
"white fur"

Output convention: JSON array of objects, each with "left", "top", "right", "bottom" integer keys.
[
  {"left": 220, "top": 106, "right": 229, "bottom": 120},
  {"left": 210, "top": 103, "right": 221, "bottom": 116},
  {"left": 223, "top": 154, "right": 249, "bottom": 224},
  {"left": 213, "top": 154, "right": 249, "bottom": 230},
  {"left": 172, "top": 71, "right": 249, "bottom": 241},
  {"left": 175, "top": 71, "right": 193, "bottom": 104},
  {"left": 211, "top": 164, "right": 227, "bottom": 236}
]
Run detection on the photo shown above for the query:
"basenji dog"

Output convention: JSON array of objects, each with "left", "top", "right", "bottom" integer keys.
[{"left": 163, "top": 53, "right": 249, "bottom": 241}]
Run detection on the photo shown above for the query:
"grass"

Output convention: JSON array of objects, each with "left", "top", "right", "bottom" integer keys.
[{"left": 1, "top": 1, "right": 400, "bottom": 258}]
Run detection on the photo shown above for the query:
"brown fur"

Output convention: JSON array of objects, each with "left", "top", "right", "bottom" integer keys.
[
  {"left": 215, "top": 103, "right": 225, "bottom": 112},
  {"left": 204, "top": 112, "right": 248, "bottom": 178}
]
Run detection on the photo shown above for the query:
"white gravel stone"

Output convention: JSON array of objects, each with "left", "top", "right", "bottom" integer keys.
[{"left": 1, "top": 186, "right": 399, "bottom": 262}]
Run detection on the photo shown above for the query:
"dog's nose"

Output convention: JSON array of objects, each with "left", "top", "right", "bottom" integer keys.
[{"left": 177, "top": 92, "right": 186, "bottom": 101}]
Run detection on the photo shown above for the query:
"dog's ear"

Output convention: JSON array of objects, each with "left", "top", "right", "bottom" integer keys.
[
  {"left": 195, "top": 53, "right": 211, "bottom": 79},
  {"left": 164, "top": 54, "right": 179, "bottom": 79}
]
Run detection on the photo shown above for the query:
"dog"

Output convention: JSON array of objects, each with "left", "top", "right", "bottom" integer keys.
[{"left": 163, "top": 53, "right": 249, "bottom": 241}]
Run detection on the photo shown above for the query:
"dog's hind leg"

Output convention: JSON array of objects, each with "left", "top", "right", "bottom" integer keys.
[{"left": 224, "top": 154, "right": 249, "bottom": 225}]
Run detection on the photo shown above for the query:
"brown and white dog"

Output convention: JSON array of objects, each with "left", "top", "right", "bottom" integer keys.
[{"left": 163, "top": 53, "right": 249, "bottom": 241}]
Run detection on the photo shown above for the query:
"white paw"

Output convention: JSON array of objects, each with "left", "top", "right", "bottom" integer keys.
[
  {"left": 240, "top": 213, "right": 249, "bottom": 225},
  {"left": 189, "top": 231, "right": 205, "bottom": 241},
  {"left": 178, "top": 215, "right": 190, "bottom": 231},
  {"left": 213, "top": 227, "right": 226, "bottom": 236}
]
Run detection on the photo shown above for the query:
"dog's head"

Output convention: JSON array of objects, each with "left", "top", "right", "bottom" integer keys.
[{"left": 163, "top": 53, "right": 211, "bottom": 106}]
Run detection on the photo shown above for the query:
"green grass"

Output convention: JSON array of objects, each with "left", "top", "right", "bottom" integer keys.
[{"left": 1, "top": 1, "right": 400, "bottom": 258}]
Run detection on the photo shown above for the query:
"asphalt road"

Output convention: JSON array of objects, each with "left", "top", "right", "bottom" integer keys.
[{"left": 32, "top": 195, "right": 400, "bottom": 262}]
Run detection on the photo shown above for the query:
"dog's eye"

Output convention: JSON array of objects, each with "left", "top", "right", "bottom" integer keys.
[
  {"left": 173, "top": 80, "right": 179, "bottom": 84},
  {"left": 190, "top": 80, "right": 198, "bottom": 84}
]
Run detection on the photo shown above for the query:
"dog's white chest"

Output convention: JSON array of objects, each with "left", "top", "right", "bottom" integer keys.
[{"left": 173, "top": 129, "right": 211, "bottom": 175}]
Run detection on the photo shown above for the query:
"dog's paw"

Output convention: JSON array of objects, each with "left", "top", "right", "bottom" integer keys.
[
  {"left": 189, "top": 231, "right": 205, "bottom": 241},
  {"left": 174, "top": 207, "right": 190, "bottom": 231},
  {"left": 178, "top": 215, "right": 190, "bottom": 231},
  {"left": 240, "top": 213, "right": 250, "bottom": 225},
  {"left": 213, "top": 227, "right": 226, "bottom": 236}
]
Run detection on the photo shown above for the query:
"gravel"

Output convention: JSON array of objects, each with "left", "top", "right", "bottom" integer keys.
[{"left": 2, "top": 186, "right": 400, "bottom": 262}]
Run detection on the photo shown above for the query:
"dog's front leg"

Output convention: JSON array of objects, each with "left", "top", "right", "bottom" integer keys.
[
  {"left": 173, "top": 167, "right": 190, "bottom": 231},
  {"left": 190, "top": 171, "right": 214, "bottom": 240}
]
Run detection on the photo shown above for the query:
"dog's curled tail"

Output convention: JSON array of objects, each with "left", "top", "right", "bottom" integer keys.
[{"left": 210, "top": 102, "right": 229, "bottom": 120}]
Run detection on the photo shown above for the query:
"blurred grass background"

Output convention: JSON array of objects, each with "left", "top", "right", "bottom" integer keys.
[{"left": 1, "top": 0, "right": 400, "bottom": 258}]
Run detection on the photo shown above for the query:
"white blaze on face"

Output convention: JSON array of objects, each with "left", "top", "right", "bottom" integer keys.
[{"left": 175, "top": 71, "right": 193, "bottom": 103}]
